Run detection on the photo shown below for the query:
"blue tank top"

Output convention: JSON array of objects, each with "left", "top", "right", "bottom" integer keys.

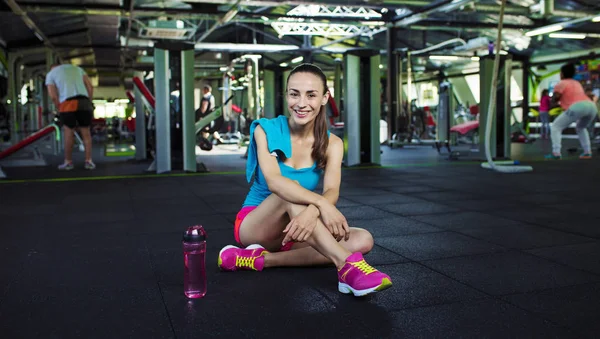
[{"left": 242, "top": 116, "right": 327, "bottom": 207}]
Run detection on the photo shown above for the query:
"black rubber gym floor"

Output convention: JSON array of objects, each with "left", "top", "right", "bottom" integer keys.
[{"left": 1, "top": 142, "right": 600, "bottom": 338}]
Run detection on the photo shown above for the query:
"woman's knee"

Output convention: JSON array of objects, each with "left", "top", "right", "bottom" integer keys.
[{"left": 346, "top": 228, "right": 374, "bottom": 254}]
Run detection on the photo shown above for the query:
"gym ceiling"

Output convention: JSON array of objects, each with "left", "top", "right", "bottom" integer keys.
[{"left": 0, "top": 0, "right": 598, "bottom": 88}]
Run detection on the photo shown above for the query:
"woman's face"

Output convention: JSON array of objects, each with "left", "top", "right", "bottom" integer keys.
[{"left": 286, "top": 72, "right": 329, "bottom": 126}]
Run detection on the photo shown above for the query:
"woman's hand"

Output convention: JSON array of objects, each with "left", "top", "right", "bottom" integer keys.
[
  {"left": 317, "top": 199, "right": 350, "bottom": 242},
  {"left": 282, "top": 205, "right": 319, "bottom": 246}
]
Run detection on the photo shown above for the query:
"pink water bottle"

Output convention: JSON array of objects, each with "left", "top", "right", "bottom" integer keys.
[{"left": 183, "top": 225, "right": 207, "bottom": 298}]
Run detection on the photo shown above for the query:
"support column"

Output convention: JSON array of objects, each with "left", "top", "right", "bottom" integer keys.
[
  {"left": 522, "top": 58, "right": 530, "bottom": 130},
  {"left": 263, "top": 69, "right": 276, "bottom": 118},
  {"left": 250, "top": 56, "right": 261, "bottom": 119},
  {"left": 386, "top": 27, "right": 399, "bottom": 142},
  {"left": 154, "top": 48, "right": 171, "bottom": 173},
  {"left": 333, "top": 59, "right": 342, "bottom": 116},
  {"left": 343, "top": 49, "right": 381, "bottom": 166},
  {"left": 134, "top": 74, "right": 147, "bottom": 160},
  {"left": 181, "top": 48, "right": 196, "bottom": 172}
]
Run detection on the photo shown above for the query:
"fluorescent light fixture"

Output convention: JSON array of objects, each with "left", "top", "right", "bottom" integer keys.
[
  {"left": 219, "top": 66, "right": 228, "bottom": 72},
  {"left": 471, "top": 56, "right": 480, "bottom": 61},
  {"left": 360, "top": 21, "right": 385, "bottom": 26},
  {"left": 291, "top": 56, "right": 304, "bottom": 63},
  {"left": 176, "top": 20, "right": 184, "bottom": 29},
  {"left": 195, "top": 43, "right": 299, "bottom": 52},
  {"left": 241, "top": 54, "right": 263, "bottom": 59},
  {"left": 280, "top": 62, "right": 289, "bottom": 67},
  {"left": 549, "top": 32, "right": 586, "bottom": 39},
  {"left": 593, "top": 16, "right": 600, "bottom": 22},
  {"left": 429, "top": 55, "right": 460, "bottom": 61},
  {"left": 525, "top": 24, "right": 563, "bottom": 37},
  {"left": 379, "top": 64, "right": 384, "bottom": 69},
  {"left": 499, "top": 50, "right": 509, "bottom": 55},
  {"left": 261, "top": 16, "right": 269, "bottom": 21}
]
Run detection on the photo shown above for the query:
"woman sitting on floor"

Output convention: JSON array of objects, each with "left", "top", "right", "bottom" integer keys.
[{"left": 217, "top": 63, "right": 392, "bottom": 297}]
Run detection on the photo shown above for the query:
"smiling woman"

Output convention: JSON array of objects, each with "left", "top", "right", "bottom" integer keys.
[{"left": 217, "top": 63, "right": 393, "bottom": 297}]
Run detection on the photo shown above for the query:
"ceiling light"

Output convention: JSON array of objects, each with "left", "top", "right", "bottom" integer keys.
[
  {"left": 429, "top": 55, "right": 460, "bottom": 61},
  {"left": 593, "top": 16, "right": 600, "bottom": 22},
  {"left": 549, "top": 33, "right": 586, "bottom": 39},
  {"left": 471, "top": 56, "right": 480, "bottom": 61},
  {"left": 194, "top": 43, "right": 299, "bottom": 52},
  {"left": 280, "top": 62, "right": 289, "bottom": 67},
  {"left": 291, "top": 56, "right": 303, "bottom": 63},
  {"left": 525, "top": 24, "right": 563, "bottom": 37}
]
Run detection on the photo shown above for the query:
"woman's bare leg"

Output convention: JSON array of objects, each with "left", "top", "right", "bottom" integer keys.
[{"left": 238, "top": 194, "right": 374, "bottom": 269}]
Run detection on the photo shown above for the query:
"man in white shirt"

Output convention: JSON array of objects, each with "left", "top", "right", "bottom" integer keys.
[{"left": 45, "top": 63, "right": 95, "bottom": 170}]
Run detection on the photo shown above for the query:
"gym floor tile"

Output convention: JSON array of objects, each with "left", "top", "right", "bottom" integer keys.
[
  {"left": 132, "top": 214, "right": 234, "bottom": 234},
  {"left": 352, "top": 216, "right": 442, "bottom": 237},
  {"left": 389, "top": 299, "right": 574, "bottom": 338},
  {"left": 0, "top": 286, "right": 173, "bottom": 339},
  {"left": 503, "top": 283, "right": 600, "bottom": 338},
  {"left": 526, "top": 242, "right": 600, "bottom": 275},
  {"left": 376, "top": 232, "right": 506, "bottom": 261},
  {"left": 345, "top": 192, "right": 427, "bottom": 205},
  {"left": 363, "top": 244, "right": 409, "bottom": 265},
  {"left": 411, "top": 190, "right": 482, "bottom": 202},
  {"left": 423, "top": 251, "right": 600, "bottom": 296},
  {"left": 337, "top": 205, "right": 398, "bottom": 219},
  {"left": 383, "top": 185, "right": 443, "bottom": 194},
  {"left": 314, "top": 262, "right": 488, "bottom": 311},
  {"left": 439, "top": 198, "right": 521, "bottom": 211},
  {"left": 339, "top": 187, "right": 393, "bottom": 196},
  {"left": 456, "top": 224, "right": 596, "bottom": 250},
  {"left": 412, "top": 211, "right": 524, "bottom": 230},
  {"left": 377, "top": 201, "right": 459, "bottom": 216}
]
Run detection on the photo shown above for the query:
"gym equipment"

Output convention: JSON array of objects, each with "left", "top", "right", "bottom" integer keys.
[
  {"left": 0, "top": 123, "right": 61, "bottom": 179},
  {"left": 435, "top": 82, "right": 461, "bottom": 159},
  {"left": 343, "top": 49, "right": 381, "bottom": 166},
  {"left": 480, "top": 0, "right": 532, "bottom": 173}
]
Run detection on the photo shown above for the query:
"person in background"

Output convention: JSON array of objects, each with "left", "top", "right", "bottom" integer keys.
[
  {"left": 217, "top": 63, "right": 392, "bottom": 297},
  {"left": 584, "top": 87, "right": 599, "bottom": 140},
  {"left": 545, "top": 63, "right": 598, "bottom": 160},
  {"left": 196, "top": 84, "right": 223, "bottom": 143},
  {"left": 539, "top": 89, "right": 551, "bottom": 139},
  {"left": 46, "top": 63, "right": 95, "bottom": 170}
]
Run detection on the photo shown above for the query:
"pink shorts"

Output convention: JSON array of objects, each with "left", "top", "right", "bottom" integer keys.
[{"left": 233, "top": 206, "right": 295, "bottom": 252}]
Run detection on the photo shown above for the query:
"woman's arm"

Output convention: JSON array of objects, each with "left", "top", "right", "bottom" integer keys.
[
  {"left": 321, "top": 134, "right": 344, "bottom": 206},
  {"left": 255, "top": 125, "right": 327, "bottom": 208}
]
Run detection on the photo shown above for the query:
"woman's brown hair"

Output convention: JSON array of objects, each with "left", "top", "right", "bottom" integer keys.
[{"left": 287, "top": 63, "right": 329, "bottom": 170}]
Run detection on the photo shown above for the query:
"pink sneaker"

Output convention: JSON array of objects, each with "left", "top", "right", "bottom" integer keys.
[
  {"left": 337, "top": 253, "right": 392, "bottom": 296},
  {"left": 218, "top": 244, "right": 268, "bottom": 271}
]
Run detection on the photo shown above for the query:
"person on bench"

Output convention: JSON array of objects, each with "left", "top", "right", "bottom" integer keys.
[{"left": 217, "top": 63, "right": 392, "bottom": 297}]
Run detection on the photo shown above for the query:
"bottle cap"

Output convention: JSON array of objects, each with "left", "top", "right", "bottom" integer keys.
[{"left": 183, "top": 225, "right": 207, "bottom": 242}]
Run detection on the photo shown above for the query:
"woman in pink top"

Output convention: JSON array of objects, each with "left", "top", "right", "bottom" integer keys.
[
  {"left": 539, "top": 89, "right": 551, "bottom": 139},
  {"left": 546, "top": 63, "right": 598, "bottom": 159}
]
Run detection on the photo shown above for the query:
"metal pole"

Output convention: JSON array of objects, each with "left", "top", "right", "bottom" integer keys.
[
  {"left": 134, "top": 84, "right": 147, "bottom": 160},
  {"left": 181, "top": 48, "right": 196, "bottom": 172},
  {"left": 263, "top": 69, "right": 275, "bottom": 118},
  {"left": 369, "top": 54, "right": 381, "bottom": 165},
  {"left": 154, "top": 48, "right": 171, "bottom": 174},
  {"left": 333, "top": 58, "right": 342, "bottom": 115},
  {"left": 251, "top": 57, "right": 261, "bottom": 119}
]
